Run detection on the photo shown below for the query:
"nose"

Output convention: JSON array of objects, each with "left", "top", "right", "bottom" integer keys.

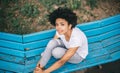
[{"left": 56, "top": 25, "right": 61, "bottom": 30}]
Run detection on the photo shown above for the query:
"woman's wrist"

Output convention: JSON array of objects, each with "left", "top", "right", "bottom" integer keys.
[{"left": 44, "top": 70, "right": 50, "bottom": 73}]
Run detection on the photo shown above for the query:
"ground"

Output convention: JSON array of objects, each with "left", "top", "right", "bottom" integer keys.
[
  {"left": 72, "top": 59, "right": 120, "bottom": 73},
  {"left": 0, "top": 0, "right": 120, "bottom": 34}
]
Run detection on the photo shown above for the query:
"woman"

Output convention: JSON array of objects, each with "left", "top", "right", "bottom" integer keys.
[{"left": 34, "top": 7, "right": 88, "bottom": 73}]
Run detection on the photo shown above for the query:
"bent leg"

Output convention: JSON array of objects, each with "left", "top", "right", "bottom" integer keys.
[
  {"left": 52, "top": 47, "right": 84, "bottom": 64},
  {"left": 37, "top": 39, "right": 64, "bottom": 67}
]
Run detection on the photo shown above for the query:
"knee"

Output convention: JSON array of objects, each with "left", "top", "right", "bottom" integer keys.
[
  {"left": 52, "top": 47, "right": 66, "bottom": 59},
  {"left": 48, "top": 39, "right": 58, "bottom": 45}
]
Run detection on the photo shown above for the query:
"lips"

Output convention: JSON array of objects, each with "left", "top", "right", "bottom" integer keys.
[{"left": 58, "top": 30, "right": 63, "bottom": 34}]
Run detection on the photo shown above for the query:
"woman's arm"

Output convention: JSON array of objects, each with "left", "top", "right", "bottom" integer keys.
[
  {"left": 53, "top": 34, "right": 59, "bottom": 39},
  {"left": 44, "top": 47, "right": 79, "bottom": 73}
]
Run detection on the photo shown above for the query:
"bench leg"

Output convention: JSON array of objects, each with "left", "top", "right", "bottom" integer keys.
[{"left": 98, "top": 65, "right": 102, "bottom": 69}]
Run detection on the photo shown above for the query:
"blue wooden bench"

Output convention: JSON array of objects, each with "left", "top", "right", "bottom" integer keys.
[{"left": 0, "top": 14, "right": 120, "bottom": 73}]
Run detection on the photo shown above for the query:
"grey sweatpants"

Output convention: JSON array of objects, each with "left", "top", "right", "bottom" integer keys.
[{"left": 37, "top": 39, "right": 83, "bottom": 67}]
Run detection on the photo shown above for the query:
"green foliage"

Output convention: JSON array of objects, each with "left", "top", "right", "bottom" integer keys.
[
  {"left": 20, "top": 3, "right": 40, "bottom": 18},
  {"left": 0, "top": 0, "right": 99, "bottom": 34},
  {"left": 0, "top": 0, "right": 18, "bottom": 7},
  {"left": 87, "top": 0, "right": 97, "bottom": 10},
  {"left": 0, "top": 1, "right": 35, "bottom": 34},
  {"left": 39, "top": 0, "right": 81, "bottom": 12},
  {"left": 6, "top": 17, "right": 34, "bottom": 34},
  {"left": 67, "top": 0, "right": 81, "bottom": 10},
  {"left": 0, "top": 8, "right": 5, "bottom": 31}
]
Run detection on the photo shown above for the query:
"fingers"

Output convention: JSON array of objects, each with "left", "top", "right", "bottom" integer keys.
[
  {"left": 35, "top": 66, "right": 40, "bottom": 71},
  {"left": 34, "top": 68, "right": 43, "bottom": 73}
]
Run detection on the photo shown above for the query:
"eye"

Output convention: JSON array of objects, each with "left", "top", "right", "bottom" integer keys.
[
  {"left": 55, "top": 23, "right": 58, "bottom": 26},
  {"left": 61, "top": 23, "right": 64, "bottom": 26}
]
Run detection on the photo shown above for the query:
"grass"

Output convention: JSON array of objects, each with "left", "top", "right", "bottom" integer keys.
[{"left": 0, "top": 0, "right": 119, "bottom": 34}]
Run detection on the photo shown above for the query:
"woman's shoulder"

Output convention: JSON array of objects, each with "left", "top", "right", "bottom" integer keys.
[
  {"left": 72, "top": 27, "right": 86, "bottom": 38},
  {"left": 73, "top": 27, "right": 83, "bottom": 34}
]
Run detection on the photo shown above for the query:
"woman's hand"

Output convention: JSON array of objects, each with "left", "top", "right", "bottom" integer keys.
[
  {"left": 34, "top": 68, "right": 43, "bottom": 73},
  {"left": 34, "top": 65, "right": 43, "bottom": 73},
  {"left": 42, "top": 70, "right": 50, "bottom": 73}
]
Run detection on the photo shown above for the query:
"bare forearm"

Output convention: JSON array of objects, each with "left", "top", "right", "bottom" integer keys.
[{"left": 44, "top": 47, "right": 78, "bottom": 73}]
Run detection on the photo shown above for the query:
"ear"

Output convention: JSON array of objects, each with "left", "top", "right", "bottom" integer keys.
[{"left": 69, "top": 24, "right": 72, "bottom": 29}]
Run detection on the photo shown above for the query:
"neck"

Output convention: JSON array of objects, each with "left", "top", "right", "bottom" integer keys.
[{"left": 64, "top": 28, "right": 72, "bottom": 41}]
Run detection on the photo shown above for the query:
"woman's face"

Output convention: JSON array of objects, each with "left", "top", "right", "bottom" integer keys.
[{"left": 55, "top": 18, "right": 72, "bottom": 35}]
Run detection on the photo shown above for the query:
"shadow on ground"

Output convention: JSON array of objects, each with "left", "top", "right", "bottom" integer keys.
[{"left": 72, "top": 59, "right": 120, "bottom": 73}]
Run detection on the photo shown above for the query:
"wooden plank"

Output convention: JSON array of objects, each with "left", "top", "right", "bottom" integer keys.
[
  {"left": 109, "top": 46, "right": 120, "bottom": 54},
  {"left": 46, "top": 54, "right": 111, "bottom": 73},
  {"left": 0, "top": 47, "right": 24, "bottom": 57},
  {"left": 0, "top": 69, "right": 14, "bottom": 73},
  {"left": 111, "top": 51, "right": 120, "bottom": 61},
  {"left": 0, "top": 32, "right": 22, "bottom": 43},
  {"left": 23, "top": 35, "right": 102, "bottom": 51},
  {"left": 22, "top": 29, "right": 55, "bottom": 43},
  {"left": 0, "top": 60, "right": 24, "bottom": 73},
  {"left": 0, "top": 70, "right": 5, "bottom": 73},
  {"left": 77, "top": 20, "right": 101, "bottom": 31},
  {"left": 0, "top": 53, "right": 24, "bottom": 64},
  {"left": 24, "top": 42, "right": 103, "bottom": 58},
  {"left": 24, "top": 44, "right": 106, "bottom": 65},
  {"left": 0, "top": 40, "right": 24, "bottom": 51},
  {"left": 88, "top": 42, "right": 102, "bottom": 51},
  {"left": 99, "top": 29, "right": 120, "bottom": 40},
  {"left": 23, "top": 36, "right": 104, "bottom": 52},
  {"left": 25, "top": 55, "right": 40, "bottom": 65},
  {"left": 101, "top": 35, "right": 120, "bottom": 47},
  {"left": 105, "top": 42, "right": 120, "bottom": 54},
  {"left": 88, "top": 35, "right": 101, "bottom": 43},
  {"left": 100, "top": 15, "right": 120, "bottom": 27},
  {"left": 25, "top": 48, "right": 44, "bottom": 57},
  {"left": 84, "top": 22, "right": 120, "bottom": 37},
  {"left": 86, "top": 48, "right": 108, "bottom": 59},
  {"left": 84, "top": 28, "right": 101, "bottom": 37},
  {"left": 99, "top": 22, "right": 120, "bottom": 34},
  {"left": 23, "top": 39, "right": 50, "bottom": 50}
]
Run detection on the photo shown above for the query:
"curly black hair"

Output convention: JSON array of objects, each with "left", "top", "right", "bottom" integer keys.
[{"left": 48, "top": 7, "right": 77, "bottom": 28}]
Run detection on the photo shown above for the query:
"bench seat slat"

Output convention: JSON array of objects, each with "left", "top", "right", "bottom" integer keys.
[
  {"left": 22, "top": 54, "right": 111, "bottom": 73},
  {"left": 24, "top": 46, "right": 108, "bottom": 65},
  {"left": 0, "top": 69, "right": 13, "bottom": 73},
  {"left": 50, "top": 54, "right": 111, "bottom": 73},
  {"left": 0, "top": 60, "right": 24, "bottom": 73},
  {"left": 110, "top": 51, "right": 120, "bottom": 61},
  {"left": 106, "top": 43, "right": 120, "bottom": 54},
  {"left": 101, "top": 35, "right": 120, "bottom": 47},
  {"left": 99, "top": 29, "right": 120, "bottom": 40},
  {"left": 88, "top": 42, "right": 102, "bottom": 51},
  {"left": 0, "top": 53, "right": 24, "bottom": 65}
]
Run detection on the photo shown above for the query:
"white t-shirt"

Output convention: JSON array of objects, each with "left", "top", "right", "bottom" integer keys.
[{"left": 56, "top": 27, "right": 88, "bottom": 59}]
